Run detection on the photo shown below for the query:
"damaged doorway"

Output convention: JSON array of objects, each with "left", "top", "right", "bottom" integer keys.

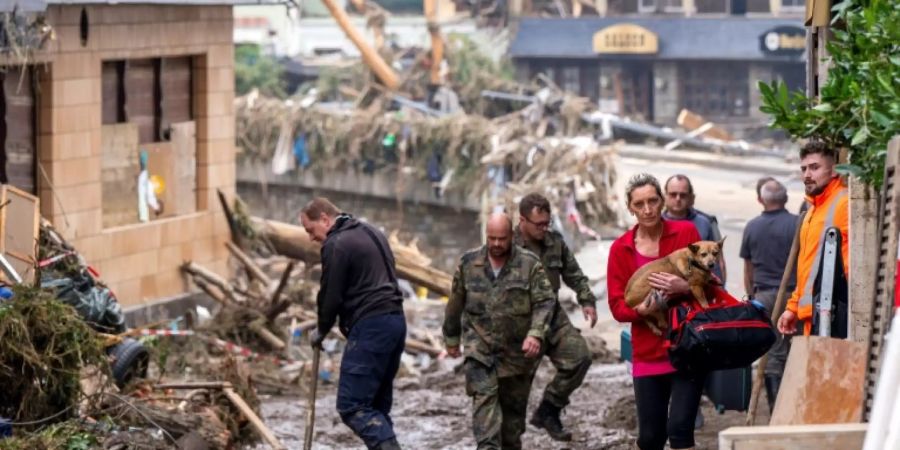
[
  {"left": 0, "top": 66, "right": 38, "bottom": 194},
  {"left": 614, "top": 63, "right": 654, "bottom": 122}
]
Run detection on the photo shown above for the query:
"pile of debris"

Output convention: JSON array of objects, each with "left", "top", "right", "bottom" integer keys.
[
  {"left": 0, "top": 218, "right": 291, "bottom": 449},
  {"left": 235, "top": 81, "right": 621, "bottom": 234}
]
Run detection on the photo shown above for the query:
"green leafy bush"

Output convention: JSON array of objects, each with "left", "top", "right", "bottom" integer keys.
[{"left": 759, "top": 0, "right": 900, "bottom": 188}]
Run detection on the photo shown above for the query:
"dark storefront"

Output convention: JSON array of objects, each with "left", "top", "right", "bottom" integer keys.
[{"left": 510, "top": 17, "right": 806, "bottom": 126}]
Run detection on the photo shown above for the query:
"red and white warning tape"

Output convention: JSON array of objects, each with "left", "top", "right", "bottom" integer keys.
[{"left": 137, "top": 329, "right": 195, "bottom": 337}]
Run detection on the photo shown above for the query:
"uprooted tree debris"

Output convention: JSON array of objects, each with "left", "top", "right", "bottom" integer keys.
[{"left": 0, "top": 220, "right": 285, "bottom": 449}]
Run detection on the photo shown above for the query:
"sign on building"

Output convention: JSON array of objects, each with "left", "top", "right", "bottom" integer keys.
[
  {"left": 759, "top": 26, "right": 806, "bottom": 56},
  {"left": 592, "top": 24, "right": 658, "bottom": 55}
]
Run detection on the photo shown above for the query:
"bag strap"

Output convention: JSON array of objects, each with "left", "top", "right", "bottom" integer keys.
[{"left": 359, "top": 224, "right": 402, "bottom": 295}]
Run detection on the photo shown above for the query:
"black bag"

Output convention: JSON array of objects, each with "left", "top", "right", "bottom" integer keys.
[
  {"left": 705, "top": 366, "right": 752, "bottom": 412},
  {"left": 668, "top": 300, "right": 776, "bottom": 373}
]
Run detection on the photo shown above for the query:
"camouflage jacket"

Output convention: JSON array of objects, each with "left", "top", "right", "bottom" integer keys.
[
  {"left": 514, "top": 229, "right": 597, "bottom": 308},
  {"left": 442, "top": 245, "right": 556, "bottom": 377}
]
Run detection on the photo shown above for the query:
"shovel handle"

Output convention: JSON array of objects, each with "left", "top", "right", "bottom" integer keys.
[{"left": 304, "top": 349, "right": 321, "bottom": 450}]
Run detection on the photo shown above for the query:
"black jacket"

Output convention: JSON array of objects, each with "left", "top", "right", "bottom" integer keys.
[{"left": 317, "top": 215, "right": 404, "bottom": 337}]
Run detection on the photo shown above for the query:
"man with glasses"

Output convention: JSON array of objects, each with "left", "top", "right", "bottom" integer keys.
[
  {"left": 514, "top": 193, "right": 595, "bottom": 442},
  {"left": 663, "top": 174, "right": 726, "bottom": 283}
]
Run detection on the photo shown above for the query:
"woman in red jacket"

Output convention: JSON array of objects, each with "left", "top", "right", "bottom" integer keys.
[{"left": 607, "top": 173, "right": 705, "bottom": 450}]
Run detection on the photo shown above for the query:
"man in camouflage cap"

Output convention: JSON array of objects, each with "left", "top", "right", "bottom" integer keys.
[
  {"left": 443, "top": 212, "right": 556, "bottom": 450},
  {"left": 515, "top": 193, "right": 595, "bottom": 442}
]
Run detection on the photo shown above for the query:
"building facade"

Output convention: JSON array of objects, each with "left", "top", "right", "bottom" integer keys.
[
  {"left": 1, "top": 1, "right": 238, "bottom": 309},
  {"left": 509, "top": 6, "right": 806, "bottom": 129}
]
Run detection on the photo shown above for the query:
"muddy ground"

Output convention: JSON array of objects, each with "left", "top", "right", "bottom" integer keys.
[{"left": 257, "top": 356, "right": 756, "bottom": 450}]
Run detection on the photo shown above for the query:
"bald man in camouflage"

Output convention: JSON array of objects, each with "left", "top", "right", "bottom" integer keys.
[{"left": 443, "top": 213, "right": 556, "bottom": 450}]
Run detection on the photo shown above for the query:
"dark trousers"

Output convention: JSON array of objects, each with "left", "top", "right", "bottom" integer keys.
[
  {"left": 336, "top": 313, "right": 407, "bottom": 449},
  {"left": 540, "top": 313, "right": 592, "bottom": 408},
  {"left": 633, "top": 370, "right": 707, "bottom": 450},
  {"left": 755, "top": 289, "right": 792, "bottom": 413}
]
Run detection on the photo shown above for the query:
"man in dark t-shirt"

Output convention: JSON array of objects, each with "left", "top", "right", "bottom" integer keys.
[{"left": 740, "top": 178, "right": 798, "bottom": 413}]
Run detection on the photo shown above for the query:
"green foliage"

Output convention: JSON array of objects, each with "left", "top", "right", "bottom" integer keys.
[
  {"left": 759, "top": 0, "right": 900, "bottom": 188},
  {"left": 0, "top": 420, "right": 100, "bottom": 450},
  {"left": 235, "top": 44, "right": 286, "bottom": 98},
  {"left": 446, "top": 33, "right": 514, "bottom": 89}
]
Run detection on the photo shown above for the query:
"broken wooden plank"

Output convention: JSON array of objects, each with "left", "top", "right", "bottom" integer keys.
[
  {"left": 252, "top": 216, "right": 452, "bottom": 297},
  {"left": 194, "top": 277, "right": 233, "bottom": 307},
  {"left": 226, "top": 241, "right": 272, "bottom": 287},
  {"left": 250, "top": 319, "right": 286, "bottom": 351},
  {"left": 266, "top": 261, "right": 296, "bottom": 322},
  {"left": 770, "top": 336, "right": 867, "bottom": 425},
  {"left": 718, "top": 423, "right": 867, "bottom": 450},
  {"left": 0, "top": 185, "right": 39, "bottom": 285},
  {"left": 183, "top": 261, "right": 238, "bottom": 303},
  {"left": 677, "top": 108, "right": 734, "bottom": 142},
  {"left": 222, "top": 386, "right": 286, "bottom": 450}
]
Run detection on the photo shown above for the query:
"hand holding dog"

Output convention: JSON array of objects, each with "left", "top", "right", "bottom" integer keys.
[
  {"left": 648, "top": 272, "right": 691, "bottom": 298},
  {"left": 634, "top": 290, "right": 667, "bottom": 316}
]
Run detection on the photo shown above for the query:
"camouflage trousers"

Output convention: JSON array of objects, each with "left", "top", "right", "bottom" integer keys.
[
  {"left": 465, "top": 359, "right": 535, "bottom": 450},
  {"left": 537, "top": 309, "right": 592, "bottom": 408}
]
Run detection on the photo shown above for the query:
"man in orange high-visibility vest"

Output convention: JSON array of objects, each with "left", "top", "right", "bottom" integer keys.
[{"left": 778, "top": 142, "right": 849, "bottom": 337}]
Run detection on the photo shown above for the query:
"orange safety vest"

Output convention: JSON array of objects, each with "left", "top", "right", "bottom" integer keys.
[{"left": 786, "top": 177, "right": 849, "bottom": 335}]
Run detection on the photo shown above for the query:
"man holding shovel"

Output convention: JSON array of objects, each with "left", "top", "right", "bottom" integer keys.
[{"left": 300, "top": 197, "right": 406, "bottom": 450}]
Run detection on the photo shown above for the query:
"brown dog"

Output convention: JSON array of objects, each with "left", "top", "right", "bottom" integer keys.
[{"left": 624, "top": 239, "right": 725, "bottom": 335}]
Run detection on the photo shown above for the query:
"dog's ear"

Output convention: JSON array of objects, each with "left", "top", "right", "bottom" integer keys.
[
  {"left": 717, "top": 237, "right": 727, "bottom": 249},
  {"left": 688, "top": 243, "right": 700, "bottom": 254}
]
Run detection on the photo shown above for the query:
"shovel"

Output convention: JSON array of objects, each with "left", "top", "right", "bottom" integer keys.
[{"left": 304, "top": 348, "right": 321, "bottom": 450}]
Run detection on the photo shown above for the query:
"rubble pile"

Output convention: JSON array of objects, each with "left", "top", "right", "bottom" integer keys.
[{"left": 0, "top": 288, "right": 107, "bottom": 428}]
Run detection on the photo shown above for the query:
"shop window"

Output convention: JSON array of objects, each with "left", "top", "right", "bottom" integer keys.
[
  {"left": 582, "top": 66, "right": 600, "bottom": 101},
  {"left": 542, "top": 66, "right": 557, "bottom": 86},
  {"left": 0, "top": 67, "right": 37, "bottom": 194},
  {"left": 562, "top": 67, "right": 580, "bottom": 95},
  {"left": 781, "top": 0, "right": 804, "bottom": 10},
  {"left": 663, "top": 0, "right": 684, "bottom": 12},
  {"left": 608, "top": 0, "right": 639, "bottom": 14},
  {"left": 696, "top": 0, "right": 729, "bottom": 13},
  {"left": 746, "top": 0, "right": 770, "bottom": 12},
  {"left": 679, "top": 63, "right": 749, "bottom": 118},
  {"left": 638, "top": 0, "right": 658, "bottom": 13}
]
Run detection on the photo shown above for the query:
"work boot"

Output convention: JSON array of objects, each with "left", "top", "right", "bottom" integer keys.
[
  {"left": 530, "top": 400, "right": 573, "bottom": 442},
  {"left": 375, "top": 437, "right": 402, "bottom": 450}
]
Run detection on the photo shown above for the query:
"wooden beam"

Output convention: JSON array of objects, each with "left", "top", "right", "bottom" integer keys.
[
  {"left": 226, "top": 241, "right": 272, "bottom": 287},
  {"left": 253, "top": 217, "right": 452, "bottom": 296},
  {"left": 718, "top": 423, "right": 867, "bottom": 450},
  {"left": 424, "top": 0, "right": 444, "bottom": 85},
  {"left": 222, "top": 386, "right": 286, "bottom": 450},
  {"left": 265, "top": 261, "right": 297, "bottom": 322},
  {"left": 320, "top": 0, "right": 399, "bottom": 90}
]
